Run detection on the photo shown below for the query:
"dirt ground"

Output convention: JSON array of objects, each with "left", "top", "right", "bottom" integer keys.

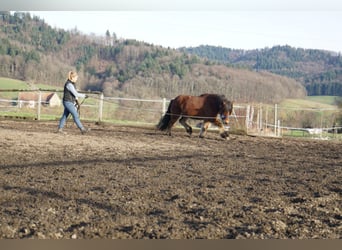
[{"left": 0, "top": 118, "right": 341, "bottom": 239}]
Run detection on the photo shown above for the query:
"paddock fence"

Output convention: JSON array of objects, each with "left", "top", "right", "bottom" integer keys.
[{"left": 0, "top": 89, "right": 341, "bottom": 140}]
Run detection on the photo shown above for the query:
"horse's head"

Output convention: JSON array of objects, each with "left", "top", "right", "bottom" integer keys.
[{"left": 219, "top": 97, "right": 233, "bottom": 125}]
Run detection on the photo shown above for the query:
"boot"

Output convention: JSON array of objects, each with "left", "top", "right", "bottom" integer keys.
[
  {"left": 81, "top": 127, "right": 91, "bottom": 134},
  {"left": 56, "top": 128, "right": 66, "bottom": 134}
]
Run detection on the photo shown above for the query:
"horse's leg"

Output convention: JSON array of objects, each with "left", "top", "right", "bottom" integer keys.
[
  {"left": 199, "top": 121, "right": 211, "bottom": 138},
  {"left": 213, "top": 118, "right": 229, "bottom": 139},
  {"left": 166, "top": 115, "right": 179, "bottom": 136},
  {"left": 179, "top": 116, "right": 192, "bottom": 136}
]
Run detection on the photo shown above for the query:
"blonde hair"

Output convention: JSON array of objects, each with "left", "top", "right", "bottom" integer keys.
[{"left": 68, "top": 71, "right": 78, "bottom": 82}]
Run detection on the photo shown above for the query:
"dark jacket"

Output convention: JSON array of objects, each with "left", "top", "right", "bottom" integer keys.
[{"left": 63, "top": 80, "right": 76, "bottom": 103}]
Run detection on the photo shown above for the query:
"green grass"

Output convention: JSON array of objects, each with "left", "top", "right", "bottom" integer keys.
[
  {"left": 0, "top": 78, "right": 29, "bottom": 99},
  {"left": 0, "top": 77, "right": 65, "bottom": 100},
  {"left": 282, "top": 129, "right": 342, "bottom": 140},
  {"left": 280, "top": 97, "right": 337, "bottom": 109},
  {"left": 0, "top": 77, "right": 62, "bottom": 91},
  {"left": 306, "top": 96, "right": 339, "bottom": 106},
  {"left": 0, "top": 77, "right": 61, "bottom": 98},
  {"left": 0, "top": 77, "right": 29, "bottom": 89},
  {"left": 36, "top": 83, "right": 63, "bottom": 91}
]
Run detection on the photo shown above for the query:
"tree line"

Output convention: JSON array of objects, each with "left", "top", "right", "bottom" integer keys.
[
  {"left": 181, "top": 45, "right": 342, "bottom": 96},
  {"left": 0, "top": 11, "right": 307, "bottom": 104}
]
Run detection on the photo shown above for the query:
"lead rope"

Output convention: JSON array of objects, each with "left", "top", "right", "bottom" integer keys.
[{"left": 75, "top": 98, "right": 86, "bottom": 117}]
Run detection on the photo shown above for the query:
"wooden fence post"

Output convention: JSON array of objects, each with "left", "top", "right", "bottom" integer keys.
[
  {"left": 274, "top": 104, "right": 278, "bottom": 136},
  {"left": 37, "top": 91, "right": 41, "bottom": 120},
  {"left": 259, "top": 104, "right": 263, "bottom": 135},
  {"left": 162, "top": 98, "right": 167, "bottom": 116},
  {"left": 245, "top": 105, "right": 250, "bottom": 134},
  {"left": 98, "top": 92, "right": 104, "bottom": 122}
]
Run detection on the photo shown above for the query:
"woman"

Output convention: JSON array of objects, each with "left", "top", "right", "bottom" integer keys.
[{"left": 57, "top": 71, "right": 90, "bottom": 134}]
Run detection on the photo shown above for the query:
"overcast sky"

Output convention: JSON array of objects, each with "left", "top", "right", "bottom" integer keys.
[{"left": 6, "top": 0, "right": 342, "bottom": 52}]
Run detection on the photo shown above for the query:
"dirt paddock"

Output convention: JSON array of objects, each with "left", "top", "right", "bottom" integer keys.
[{"left": 0, "top": 119, "right": 341, "bottom": 239}]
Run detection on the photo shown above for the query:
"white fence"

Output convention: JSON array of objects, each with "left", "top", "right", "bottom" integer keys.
[
  {"left": 0, "top": 89, "right": 341, "bottom": 139},
  {"left": 244, "top": 103, "right": 341, "bottom": 138}
]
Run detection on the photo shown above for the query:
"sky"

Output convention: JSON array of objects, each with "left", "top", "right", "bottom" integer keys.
[{"left": 6, "top": 1, "right": 342, "bottom": 52}]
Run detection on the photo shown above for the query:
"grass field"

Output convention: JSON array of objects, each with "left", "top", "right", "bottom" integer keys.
[
  {"left": 306, "top": 95, "right": 339, "bottom": 105},
  {"left": 0, "top": 77, "right": 62, "bottom": 99},
  {"left": 0, "top": 77, "right": 28, "bottom": 89},
  {"left": 280, "top": 97, "right": 337, "bottom": 109},
  {"left": 0, "top": 78, "right": 29, "bottom": 99},
  {"left": 0, "top": 77, "right": 61, "bottom": 90}
]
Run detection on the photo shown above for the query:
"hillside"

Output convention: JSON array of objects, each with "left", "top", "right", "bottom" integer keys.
[
  {"left": 181, "top": 45, "right": 342, "bottom": 96},
  {"left": 0, "top": 11, "right": 306, "bottom": 103}
]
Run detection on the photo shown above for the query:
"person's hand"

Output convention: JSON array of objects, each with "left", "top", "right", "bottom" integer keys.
[{"left": 75, "top": 99, "right": 80, "bottom": 110}]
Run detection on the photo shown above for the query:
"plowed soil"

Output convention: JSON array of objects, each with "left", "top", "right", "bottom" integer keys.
[{"left": 0, "top": 119, "right": 341, "bottom": 239}]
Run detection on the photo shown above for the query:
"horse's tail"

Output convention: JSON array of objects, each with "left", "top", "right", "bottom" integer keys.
[{"left": 157, "top": 99, "right": 174, "bottom": 131}]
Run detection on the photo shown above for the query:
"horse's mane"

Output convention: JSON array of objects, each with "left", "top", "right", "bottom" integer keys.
[{"left": 199, "top": 93, "right": 228, "bottom": 102}]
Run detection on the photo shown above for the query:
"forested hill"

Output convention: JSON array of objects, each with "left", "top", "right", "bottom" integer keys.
[
  {"left": 0, "top": 11, "right": 307, "bottom": 103},
  {"left": 181, "top": 45, "right": 342, "bottom": 96}
]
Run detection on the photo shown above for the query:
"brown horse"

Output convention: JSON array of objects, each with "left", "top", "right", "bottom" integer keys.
[{"left": 157, "top": 94, "right": 233, "bottom": 139}]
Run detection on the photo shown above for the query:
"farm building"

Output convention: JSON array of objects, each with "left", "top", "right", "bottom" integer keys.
[{"left": 18, "top": 92, "right": 61, "bottom": 108}]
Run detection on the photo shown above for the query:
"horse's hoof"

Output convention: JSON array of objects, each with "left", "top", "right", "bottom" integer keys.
[{"left": 220, "top": 131, "right": 229, "bottom": 139}]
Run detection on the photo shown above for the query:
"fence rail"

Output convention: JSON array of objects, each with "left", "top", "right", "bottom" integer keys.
[{"left": 0, "top": 89, "right": 341, "bottom": 140}]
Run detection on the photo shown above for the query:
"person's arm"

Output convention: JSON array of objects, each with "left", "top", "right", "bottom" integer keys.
[{"left": 66, "top": 82, "right": 86, "bottom": 99}]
